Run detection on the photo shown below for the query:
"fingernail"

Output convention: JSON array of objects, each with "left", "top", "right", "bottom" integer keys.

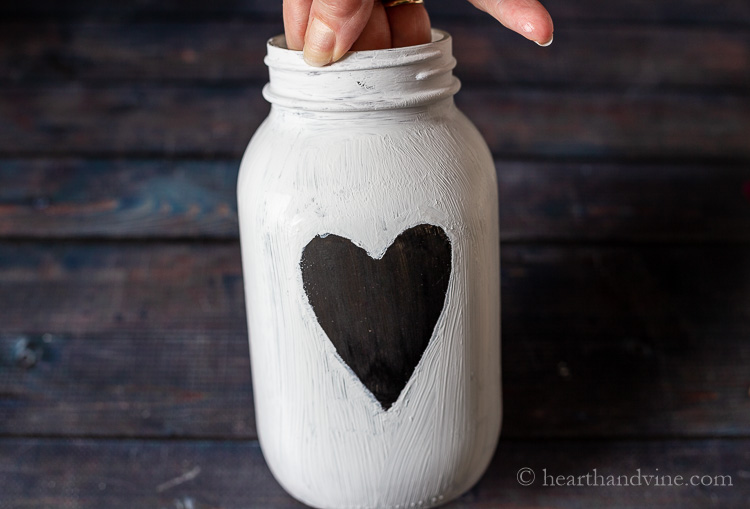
[
  {"left": 304, "top": 18, "right": 336, "bottom": 67},
  {"left": 536, "top": 34, "right": 554, "bottom": 47}
]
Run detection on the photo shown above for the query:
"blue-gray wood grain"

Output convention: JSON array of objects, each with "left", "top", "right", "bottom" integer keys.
[
  {"left": 1, "top": 437, "right": 747, "bottom": 508},
  {"left": 1, "top": 2, "right": 749, "bottom": 507},
  {"left": 2, "top": 159, "right": 748, "bottom": 242},
  {"left": 1, "top": 242, "right": 748, "bottom": 439}
]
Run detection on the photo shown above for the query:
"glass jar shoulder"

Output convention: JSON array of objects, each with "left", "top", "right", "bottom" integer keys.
[{"left": 237, "top": 102, "right": 496, "bottom": 227}]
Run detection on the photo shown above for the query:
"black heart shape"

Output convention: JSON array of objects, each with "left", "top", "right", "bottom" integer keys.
[{"left": 301, "top": 224, "right": 452, "bottom": 410}]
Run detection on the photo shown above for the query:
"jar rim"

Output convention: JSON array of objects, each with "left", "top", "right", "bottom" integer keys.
[
  {"left": 263, "top": 28, "right": 460, "bottom": 111},
  {"left": 265, "top": 29, "right": 452, "bottom": 73}
]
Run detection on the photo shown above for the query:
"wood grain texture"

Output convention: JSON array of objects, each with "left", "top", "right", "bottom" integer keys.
[
  {"left": 1, "top": 86, "right": 748, "bottom": 159},
  {"left": 0, "top": 159, "right": 240, "bottom": 239},
  {"left": 0, "top": 2, "right": 745, "bottom": 507},
  {"left": 1, "top": 437, "right": 748, "bottom": 508},
  {"left": 460, "top": 90, "right": 750, "bottom": 160},
  {"left": 0, "top": 86, "right": 268, "bottom": 158},
  {"left": 450, "top": 25, "right": 750, "bottom": 91},
  {"left": 1, "top": 243, "right": 748, "bottom": 439},
  {"left": 2, "top": 22, "right": 748, "bottom": 91},
  {"left": 3, "top": 159, "right": 749, "bottom": 242},
  {"left": 0, "top": 243, "right": 253, "bottom": 439},
  {"left": 1, "top": 0, "right": 748, "bottom": 25}
]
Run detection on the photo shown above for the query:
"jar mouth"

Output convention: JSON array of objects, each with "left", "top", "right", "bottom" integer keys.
[
  {"left": 266, "top": 29, "right": 452, "bottom": 72},
  {"left": 263, "top": 28, "right": 460, "bottom": 111}
]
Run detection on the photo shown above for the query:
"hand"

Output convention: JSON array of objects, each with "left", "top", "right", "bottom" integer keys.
[{"left": 284, "top": 0, "right": 554, "bottom": 67}]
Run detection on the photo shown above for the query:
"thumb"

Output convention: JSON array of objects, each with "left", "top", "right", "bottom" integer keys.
[{"left": 304, "top": 0, "right": 376, "bottom": 66}]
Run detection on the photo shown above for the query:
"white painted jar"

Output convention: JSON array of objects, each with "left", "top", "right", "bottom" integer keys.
[{"left": 237, "top": 30, "right": 501, "bottom": 509}]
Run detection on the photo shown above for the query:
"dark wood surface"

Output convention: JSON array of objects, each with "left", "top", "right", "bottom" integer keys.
[
  {"left": 2, "top": 22, "right": 748, "bottom": 91},
  {"left": 1, "top": 243, "right": 748, "bottom": 440},
  {"left": 2, "top": 438, "right": 748, "bottom": 508},
  {"left": 1, "top": 159, "right": 749, "bottom": 242},
  {"left": 1, "top": 1, "right": 749, "bottom": 507},
  {"left": 2, "top": 86, "right": 748, "bottom": 158},
  {"left": 1, "top": 0, "right": 749, "bottom": 24}
]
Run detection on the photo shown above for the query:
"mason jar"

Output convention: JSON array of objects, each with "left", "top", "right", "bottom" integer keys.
[{"left": 237, "top": 29, "right": 501, "bottom": 509}]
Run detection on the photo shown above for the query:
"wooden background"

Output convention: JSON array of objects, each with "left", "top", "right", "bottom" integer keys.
[{"left": 1, "top": 1, "right": 749, "bottom": 507}]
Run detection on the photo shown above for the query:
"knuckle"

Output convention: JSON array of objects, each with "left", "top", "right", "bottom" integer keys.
[{"left": 316, "top": 0, "right": 368, "bottom": 20}]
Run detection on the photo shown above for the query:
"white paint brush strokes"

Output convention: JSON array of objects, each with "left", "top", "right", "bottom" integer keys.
[{"left": 237, "top": 30, "right": 501, "bottom": 509}]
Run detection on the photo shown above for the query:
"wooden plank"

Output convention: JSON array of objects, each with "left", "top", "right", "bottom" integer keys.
[
  {"left": 438, "top": 0, "right": 750, "bottom": 25},
  {"left": 501, "top": 245, "right": 750, "bottom": 438},
  {"left": 497, "top": 161, "right": 750, "bottom": 242},
  {"left": 1, "top": 243, "right": 749, "bottom": 439},
  {"left": 3, "top": 22, "right": 749, "bottom": 91},
  {"left": 0, "top": 22, "right": 277, "bottom": 85},
  {"left": 1, "top": 0, "right": 749, "bottom": 25},
  {"left": 0, "top": 85, "right": 268, "bottom": 158},
  {"left": 0, "top": 159, "right": 241, "bottom": 239},
  {"left": 451, "top": 25, "right": 750, "bottom": 91},
  {"left": 0, "top": 330, "right": 254, "bottom": 439},
  {"left": 0, "top": 243, "right": 253, "bottom": 439},
  {"left": 461, "top": 90, "right": 750, "bottom": 160},
  {"left": 1, "top": 86, "right": 748, "bottom": 159},
  {"left": 2, "top": 159, "right": 750, "bottom": 242},
  {"left": 1, "top": 437, "right": 748, "bottom": 508}
]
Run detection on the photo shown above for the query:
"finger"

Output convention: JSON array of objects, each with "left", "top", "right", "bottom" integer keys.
[
  {"left": 468, "top": 0, "right": 553, "bottom": 46},
  {"left": 304, "top": 0, "right": 376, "bottom": 66},
  {"left": 385, "top": 4, "right": 431, "bottom": 48},
  {"left": 350, "top": 1, "right": 391, "bottom": 51},
  {"left": 284, "top": 0, "right": 313, "bottom": 50}
]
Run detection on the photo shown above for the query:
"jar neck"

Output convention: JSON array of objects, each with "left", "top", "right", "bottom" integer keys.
[
  {"left": 269, "top": 96, "right": 456, "bottom": 125},
  {"left": 263, "top": 29, "right": 461, "bottom": 112}
]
